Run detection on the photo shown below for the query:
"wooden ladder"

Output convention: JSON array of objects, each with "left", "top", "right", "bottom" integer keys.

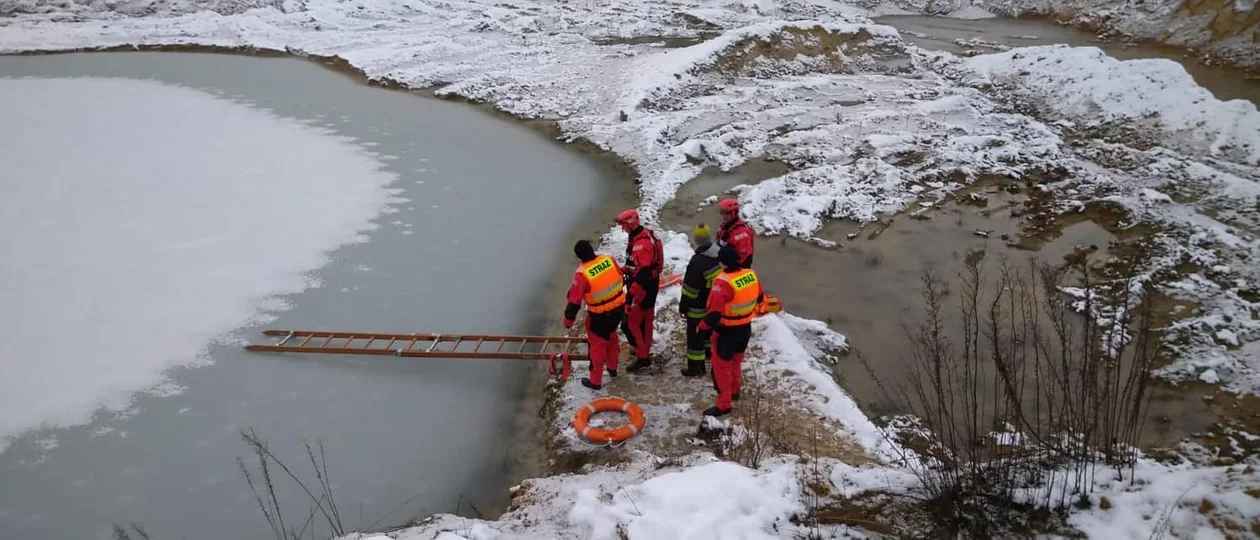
[{"left": 245, "top": 330, "right": 590, "bottom": 360}]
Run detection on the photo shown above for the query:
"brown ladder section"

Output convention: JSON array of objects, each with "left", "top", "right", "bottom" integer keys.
[{"left": 244, "top": 330, "right": 590, "bottom": 360}]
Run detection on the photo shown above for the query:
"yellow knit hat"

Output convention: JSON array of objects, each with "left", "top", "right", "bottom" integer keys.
[{"left": 692, "top": 223, "right": 711, "bottom": 240}]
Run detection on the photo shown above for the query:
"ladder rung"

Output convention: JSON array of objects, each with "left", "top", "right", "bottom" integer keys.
[{"left": 248, "top": 329, "right": 593, "bottom": 360}]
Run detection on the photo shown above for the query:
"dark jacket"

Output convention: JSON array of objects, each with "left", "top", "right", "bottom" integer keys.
[{"left": 679, "top": 241, "right": 721, "bottom": 319}]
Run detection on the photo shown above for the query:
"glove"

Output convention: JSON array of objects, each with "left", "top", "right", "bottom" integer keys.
[
  {"left": 697, "top": 320, "right": 711, "bottom": 334},
  {"left": 629, "top": 282, "right": 645, "bottom": 302},
  {"left": 562, "top": 317, "right": 575, "bottom": 329}
]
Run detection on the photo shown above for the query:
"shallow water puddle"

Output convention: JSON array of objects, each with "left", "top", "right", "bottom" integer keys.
[{"left": 659, "top": 162, "right": 1231, "bottom": 450}]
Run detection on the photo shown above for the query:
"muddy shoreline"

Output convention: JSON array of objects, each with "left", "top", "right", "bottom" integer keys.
[{"left": 1007, "top": 12, "right": 1260, "bottom": 77}]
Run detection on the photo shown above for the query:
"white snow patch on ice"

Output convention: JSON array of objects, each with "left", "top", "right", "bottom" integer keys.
[{"left": 0, "top": 77, "right": 401, "bottom": 453}]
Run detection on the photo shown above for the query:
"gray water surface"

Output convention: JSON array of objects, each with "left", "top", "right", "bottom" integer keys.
[{"left": 0, "top": 52, "right": 609, "bottom": 540}]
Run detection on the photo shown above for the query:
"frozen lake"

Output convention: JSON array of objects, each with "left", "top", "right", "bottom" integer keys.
[{"left": 0, "top": 52, "right": 609, "bottom": 540}]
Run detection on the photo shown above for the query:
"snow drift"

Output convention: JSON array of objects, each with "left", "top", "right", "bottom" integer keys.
[{"left": 963, "top": 45, "right": 1260, "bottom": 166}]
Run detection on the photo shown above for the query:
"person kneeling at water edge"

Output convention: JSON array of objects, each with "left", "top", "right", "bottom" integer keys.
[
  {"left": 563, "top": 240, "right": 626, "bottom": 390},
  {"left": 698, "top": 244, "right": 763, "bottom": 417}
]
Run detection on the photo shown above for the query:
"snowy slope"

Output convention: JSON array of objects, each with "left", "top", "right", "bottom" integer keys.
[
  {"left": 3, "top": 1, "right": 1259, "bottom": 537},
  {"left": 0, "top": 76, "right": 402, "bottom": 453},
  {"left": 963, "top": 45, "right": 1260, "bottom": 166}
]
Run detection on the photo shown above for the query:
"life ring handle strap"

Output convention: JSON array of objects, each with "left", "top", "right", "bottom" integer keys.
[{"left": 548, "top": 352, "right": 572, "bottom": 382}]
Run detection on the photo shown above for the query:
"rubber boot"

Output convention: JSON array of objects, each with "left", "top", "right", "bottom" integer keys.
[
  {"left": 607, "top": 368, "right": 618, "bottom": 379},
  {"left": 703, "top": 406, "right": 731, "bottom": 417},
  {"left": 627, "top": 356, "right": 652, "bottom": 374},
  {"left": 680, "top": 360, "right": 707, "bottom": 377},
  {"left": 581, "top": 377, "right": 602, "bottom": 390}
]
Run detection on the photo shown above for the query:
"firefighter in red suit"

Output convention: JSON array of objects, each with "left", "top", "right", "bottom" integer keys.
[
  {"left": 563, "top": 240, "right": 626, "bottom": 390},
  {"left": 615, "top": 209, "right": 664, "bottom": 374},
  {"left": 698, "top": 244, "right": 763, "bottom": 416},
  {"left": 717, "top": 198, "right": 754, "bottom": 268}
]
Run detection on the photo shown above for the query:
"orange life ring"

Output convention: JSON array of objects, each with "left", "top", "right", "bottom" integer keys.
[{"left": 572, "top": 397, "right": 646, "bottom": 444}]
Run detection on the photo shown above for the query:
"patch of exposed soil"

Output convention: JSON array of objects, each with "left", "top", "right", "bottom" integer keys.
[
  {"left": 712, "top": 25, "right": 907, "bottom": 78},
  {"left": 590, "top": 34, "right": 716, "bottom": 48},
  {"left": 546, "top": 307, "right": 876, "bottom": 475}
]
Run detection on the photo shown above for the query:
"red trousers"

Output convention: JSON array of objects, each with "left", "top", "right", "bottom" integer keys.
[
  {"left": 711, "top": 346, "right": 745, "bottom": 410},
  {"left": 586, "top": 308, "right": 623, "bottom": 386},
  {"left": 711, "top": 324, "right": 751, "bottom": 410},
  {"left": 623, "top": 306, "right": 655, "bottom": 360}
]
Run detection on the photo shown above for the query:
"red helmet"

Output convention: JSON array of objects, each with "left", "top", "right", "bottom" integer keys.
[
  {"left": 718, "top": 198, "right": 739, "bottom": 214},
  {"left": 616, "top": 209, "right": 640, "bottom": 229}
]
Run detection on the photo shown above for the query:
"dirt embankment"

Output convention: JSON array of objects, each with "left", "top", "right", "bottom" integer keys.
[{"left": 1013, "top": 0, "right": 1259, "bottom": 75}]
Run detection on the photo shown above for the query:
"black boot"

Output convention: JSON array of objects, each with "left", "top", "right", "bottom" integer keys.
[
  {"left": 703, "top": 406, "right": 731, "bottom": 417},
  {"left": 627, "top": 357, "right": 652, "bottom": 374},
  {"left": 607, "top": 368, "right": 618, "bottom": 379},
  {"left": 733, "top": 391, "right": 741, "bottom": 401},
  {"left": 680, "top": 360, "right": 706, "bottom": 377},
  {"left": 580, "top": 377, "right": 602, "bottom": 390}
]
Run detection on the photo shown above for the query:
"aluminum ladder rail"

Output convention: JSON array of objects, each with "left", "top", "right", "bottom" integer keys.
[{"left": 245, "top": 330, "right": 590, "bottom": 360}]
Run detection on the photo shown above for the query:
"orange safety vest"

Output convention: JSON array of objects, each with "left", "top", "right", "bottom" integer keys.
[
  {"left": 580, "top": 255, "right": 626, "bottom": 314},
  {"left": 715, "top": 269, "right": 761, "bottom": 326}
]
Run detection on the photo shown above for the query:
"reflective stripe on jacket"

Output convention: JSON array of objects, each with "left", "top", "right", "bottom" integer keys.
[
  {"left": 714, "top": 269, "right": 761, "bottom": 326},
  {"left": 680, "top": 242, "right": 721, "bottom": 319}
]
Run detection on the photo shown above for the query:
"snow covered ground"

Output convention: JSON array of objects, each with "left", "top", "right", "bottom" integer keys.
[
  {"left": 2, "top": 0, "right": 1257, "bottom": 537},
  {"left": 0, "top": 76, "right": 402, "bottom": 453}
]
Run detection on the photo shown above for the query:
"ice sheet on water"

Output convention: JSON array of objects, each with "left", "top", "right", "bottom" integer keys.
[{"left": 0, "top": 77, "right": 401, "bottom": 453}]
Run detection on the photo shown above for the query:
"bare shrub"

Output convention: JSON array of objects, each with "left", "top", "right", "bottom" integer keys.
[
  {"left": 859, "top": 247, "right": 1161, "bottom": 536},
  {"left": 238, "top": 428, "right": 346, "bottom": 540},
  {"left": 711, "top": 376, "right": 800, "bottom": 468},
  {"left": 110, "top": 523, "right": 151, "bottom": 540}
]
